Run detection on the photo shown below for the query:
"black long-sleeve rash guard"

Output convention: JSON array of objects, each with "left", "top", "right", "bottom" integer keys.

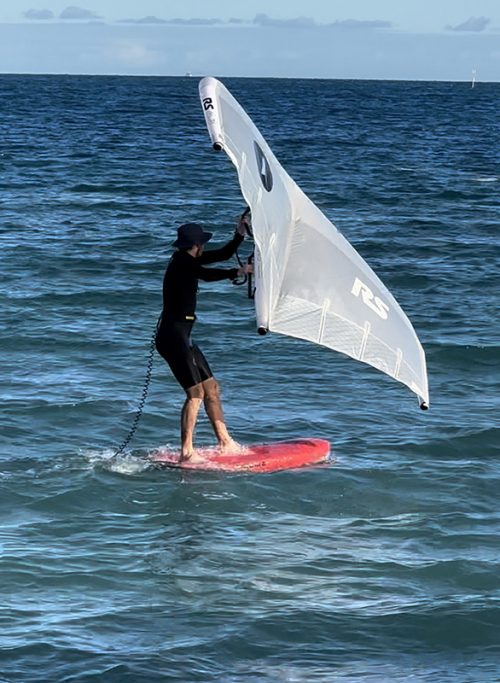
[{"left": 160, "top": 233, "right": 244, "bottom": 322}]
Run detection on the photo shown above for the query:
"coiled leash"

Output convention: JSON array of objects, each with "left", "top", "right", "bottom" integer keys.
[{"left": 112, "top": 318, "right": 160, "bottom": 458}]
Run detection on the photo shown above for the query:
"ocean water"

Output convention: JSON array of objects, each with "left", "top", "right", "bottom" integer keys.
[{"left": 1, "top": 74, "right": 499, "bottom": 682}]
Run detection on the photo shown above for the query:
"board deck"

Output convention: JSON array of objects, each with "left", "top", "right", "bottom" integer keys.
[{"left": 149, "top": 438, "right": 330, "bottom": 473}]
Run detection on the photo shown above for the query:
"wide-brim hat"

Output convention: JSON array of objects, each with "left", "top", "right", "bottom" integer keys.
[{"left": 172, "top": 223, "right": 213, "bottom": 249}]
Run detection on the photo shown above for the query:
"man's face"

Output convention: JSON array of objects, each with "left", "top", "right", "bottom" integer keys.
[{"left": 194, "top": 244, "right": 204, "bottom": 258}]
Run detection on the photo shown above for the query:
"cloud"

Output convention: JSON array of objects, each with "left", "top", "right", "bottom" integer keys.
[
  {"left": 103, "top": 39, "right": 167, "bottom": 68},
  {"left": 112, "top": 14, "right": 392, "bottom": 31},
  {"left": 165, "top": 18, "right": 223, "bottom": 26},
  {"left": 253, "top": 14, "right": 317, "bottom": 28},
  {"left": 329, "top": 19, "right": 392, "bottom": 30},
  {"left": 252, "top": 14, "right": 392, "bottom": 30},
  {"left": 59, "top": 6, "right": 100, "bottom": 20},
  {"left": 2, "top": 19, "right": 500, "bottom": 80},
  {"left": 447, "top": 16, "right": 491, "bottom": 32},
  {"left": 118, "top": 16, "right": 168, "bottom": 25},
  {"left": 23, "top": 9, "right": 54, "bottom": 20},
  {"left": 118, "top": 16, "right": 224, "bottom": 26}
]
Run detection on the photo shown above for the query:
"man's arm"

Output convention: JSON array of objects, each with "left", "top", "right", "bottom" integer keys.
[
  {"left": 199, "top": 213, "right": 249, "bottom": 265},
  {"left": 196, "top": 264, "right": 240, "bottom": 282},
  {"left": 199, "top": 232, "right": 244, "bottom": 265}
]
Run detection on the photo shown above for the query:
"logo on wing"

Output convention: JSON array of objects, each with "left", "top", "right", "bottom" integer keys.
[
  {"left": 253, "top": 142, "right": 273, "bottom": 192},
  {"left": 351, "top": 277, "right": 389, "bottom": 320}
]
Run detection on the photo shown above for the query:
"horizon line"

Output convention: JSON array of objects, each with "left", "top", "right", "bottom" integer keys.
[{"left": 0, "top": 72, "right": 497, "bottom": 83}]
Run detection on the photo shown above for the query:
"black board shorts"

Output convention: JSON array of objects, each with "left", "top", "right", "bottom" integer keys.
[{"left": 155, "top": 320, "right": 213, "bottom": 390}]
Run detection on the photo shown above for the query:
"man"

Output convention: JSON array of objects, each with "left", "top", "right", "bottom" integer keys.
[{"left": 156, "top": 217, "right": 251, "bottom": 462}]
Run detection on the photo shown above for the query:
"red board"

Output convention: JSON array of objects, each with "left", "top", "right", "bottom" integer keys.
[{"left": 149, "top": 438, "right": 330, "bottom": 473}]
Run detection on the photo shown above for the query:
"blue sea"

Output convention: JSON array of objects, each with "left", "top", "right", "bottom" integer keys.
[{"left": 1, "top": 75, "right": 499, "bottom": 682}]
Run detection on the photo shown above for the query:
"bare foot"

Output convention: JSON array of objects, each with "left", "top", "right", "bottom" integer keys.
[
  {"left": 218, "top": 440, "right": 246, "bottom": 455},
  {"left": 180, "top": 450, "right": 206, "bottom": 464}
]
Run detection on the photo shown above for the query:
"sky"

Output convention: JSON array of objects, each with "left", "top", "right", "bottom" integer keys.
[{"left": 0, "top": 1, "right": 499, "bottom": 80}]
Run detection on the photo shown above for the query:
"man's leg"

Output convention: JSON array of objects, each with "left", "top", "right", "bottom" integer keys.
[
  {"left": 180, "top": 383, "right": 205, "bottom": 462},
  {"left": 202, "top": 377, "right": 240, "bottom": 452}
]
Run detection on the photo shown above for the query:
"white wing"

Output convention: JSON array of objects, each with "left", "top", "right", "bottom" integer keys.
[{"left": 200, "top": 77, "right": 429, "bottom": 408}]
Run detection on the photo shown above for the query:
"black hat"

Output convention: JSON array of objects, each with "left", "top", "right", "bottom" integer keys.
[{"left": 172, "top": 223, "right": 213, "bottom": 249}]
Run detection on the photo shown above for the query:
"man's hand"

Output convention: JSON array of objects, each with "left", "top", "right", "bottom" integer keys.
[
  {"left": 237, "top": 263, "right": 253, "bottom": 277},
  {"left": 236, "top": 214, "right": 249, "bottom": 236}
]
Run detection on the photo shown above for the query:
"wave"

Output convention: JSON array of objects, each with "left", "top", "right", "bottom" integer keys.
[
  {"left": 474, "top": 176, "right": 498, "bottom": 183},
  {"left": 427, "top": 343, "right": 500, "bottom": 365},
  {"left": 390, "top": 426, "right": 500, "bottom": 462}
]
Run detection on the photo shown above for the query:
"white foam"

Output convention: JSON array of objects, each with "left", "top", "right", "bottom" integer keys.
[{"left": 81, "top": 448, "right": 152, "bottom": 475}]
